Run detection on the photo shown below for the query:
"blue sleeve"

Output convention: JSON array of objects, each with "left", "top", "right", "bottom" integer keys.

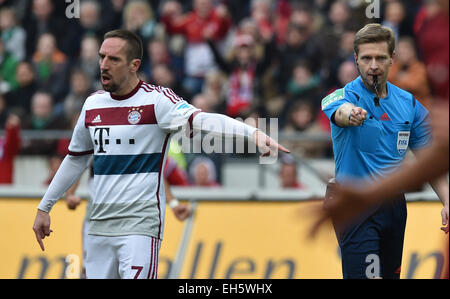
[
  {"left": 409, "top": 99, "right": 432, "bottom": 150},
  {"left": 321, "top": 88, "right": 356, "bottom": 122}
]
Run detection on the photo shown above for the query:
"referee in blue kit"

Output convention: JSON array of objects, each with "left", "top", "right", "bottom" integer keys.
[{"left": 321, "top": 23, "right": 449, "bottom": 279}]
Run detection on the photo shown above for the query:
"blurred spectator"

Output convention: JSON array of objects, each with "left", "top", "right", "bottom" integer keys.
[
  {"left": 4, "top": 61, "right": 38, "bottom": 115},
  {"left": 61, "top": 0, "right": 117, "bottom": 59},
  {"left": 23, "top": 0, "right": 65, "bottom": 59},
  {"left": 123, "top": 0, "right": 160, "bottom": 45},
  {"left": 79, "top": 0, "right": 104, "bottom": 38},
  {"left": 0, "top": 113, "right": 21, "bottom": 184},
  {"left": 164, "top": 156, "right": 190, "bottom": 186},
  {"left": 279, "top": 154, "right": 304, "bottom": 189},
  {"left": 388, "top": 36, "right": 432, "bottom": 108},
  {"left": 337, "top": 60, "right": 358, "bottom": 89},
  {"left": 73, "top": 34, "right": 101, "bottom": 90},
  {"left": 191, "top": 93, "right": 214, "bottom": 113},
  {"left": 273, "top": 0, "right": 292, "bottom": 45},
  {"left": 318, "top": 1, "right": 352, "bottom": 78},
  {"left": 382, "top": 0, "right": 414, "bottom": 40},
  {"left": 162, "top": 0, "right": 232, "bottom": 95},
  {"left": 0, "top": 7, "right": 26, "bottom": 61},
  {"left": 207, "top": 33, "right": 275, "bottom": 118},
  {"left": 0, "top": 93, "right": 8, "bottom": 128},
  {"left": 0, "top": 0, "right": 27, "bottom": 20},
  {"left": 327, "top": 0, "right": 350, "bottom": 33},
  {"left": 414, "top": 0, "right": 449, "bottom": 102},
  {"left": 276, "top": 9, "right": 322, "bottom": 94},
  {"left": 189, "top": 156, "right": 220, "bottom": 187},
  {"left": 282, "top": 101, "right": 327, "bottom": 158},
  {"left": 201, "top": 69, "right": 228, "bottom": 113},
  {"left": 151, "top": 63, "right": 191, "bottom": 100},
  {"left": 0, "top": 39, "right": 18, "bottom": 92},
  {"left": 143, "top": 38, "right": 184, "bottom": 85},
  {"left": 224, "top": 0, "right": 251, "bottom": 24},
  {"left": 21, "top": 91, "right": 68, "bottom": 156},
  {"left": 286, "top": 61, "right": 322, "bottom": 104},
  {"left": 325, "top": 29, "right": 356, "bottom": 89},
  {"left": 61, "top": 69, "right": 94, "bottom": 120},
  {"left": 104, "top": 0, "right": 127, "bottom": 30},
  {"left": 249, "top": 0, "right": 274, "bottom": 41},
  {"left": 32, "top": 32, "right": 70, "bottom": 102}
]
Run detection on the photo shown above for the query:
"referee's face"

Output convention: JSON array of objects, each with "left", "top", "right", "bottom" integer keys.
[
  {"left": 99, "top": 38, "right": 133, "bottom": 94},
  {"left": 355, "top": 42, "right": 394, "bottom": 88}
]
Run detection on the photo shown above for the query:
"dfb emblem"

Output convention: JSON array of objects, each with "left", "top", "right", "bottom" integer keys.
[{"left": 128, "top": 108, "right": 142, "bottom": 125}]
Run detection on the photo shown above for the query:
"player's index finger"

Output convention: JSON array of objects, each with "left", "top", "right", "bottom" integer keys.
[
  {"left": 34, "top": 231, "right": 45, "bottom": 251},
  {"left": 278, "top": 144, "right": 290, "bottom": 153}
]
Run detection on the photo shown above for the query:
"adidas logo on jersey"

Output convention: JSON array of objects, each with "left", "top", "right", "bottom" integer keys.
[
  {"left": 92, "top": 115, "right": 102, "bottom": 123},
  {"left": 380, "top": 113, "right": 391, "bottom": 121}
]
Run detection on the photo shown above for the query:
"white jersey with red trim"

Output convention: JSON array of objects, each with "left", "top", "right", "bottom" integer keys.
[{"left": 68, "top": 80, "right": 199, "bottom": 239}]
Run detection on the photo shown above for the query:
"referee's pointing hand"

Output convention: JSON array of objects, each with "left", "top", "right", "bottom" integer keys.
[{"left": 349, "top": 107, "right": 367, "bottom": 126}]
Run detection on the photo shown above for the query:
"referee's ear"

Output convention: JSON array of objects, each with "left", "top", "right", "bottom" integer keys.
[{"left": 389, "top": 51, "right": 396, "bottom": 66}]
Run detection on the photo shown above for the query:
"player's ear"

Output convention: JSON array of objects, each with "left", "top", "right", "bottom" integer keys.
[{"left": 130, "top": 59, "right": 141, "bottom": 73}]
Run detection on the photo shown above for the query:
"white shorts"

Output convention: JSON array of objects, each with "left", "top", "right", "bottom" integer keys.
[{"left": 85, "top": 234, "right": 161, "bottom": 279}]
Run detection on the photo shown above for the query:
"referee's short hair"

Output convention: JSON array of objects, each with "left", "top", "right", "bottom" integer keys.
[
  {"left": 354, "top": 23, "right": 396, "bottom": 57},
  {"left": 104, "top": 29, "right": 143, "bottom": 62}
]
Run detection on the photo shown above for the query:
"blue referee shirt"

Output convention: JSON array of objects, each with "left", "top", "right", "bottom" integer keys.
[{"left": 322, "top": 76, "right": 431, "bottom": 184}]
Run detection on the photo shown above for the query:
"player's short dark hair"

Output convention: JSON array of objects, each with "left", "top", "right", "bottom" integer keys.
[
  {"left": 354, "top": 23, "right": 396, "bottom": 57},
  {"left": 104, "top": 29, "right": 143, "bottom": 62}
]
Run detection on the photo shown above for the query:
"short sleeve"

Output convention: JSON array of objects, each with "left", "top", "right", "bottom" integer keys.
[
  {"left": 409, "top": 99, "right": 432, "bottom": 150},
  {"left": 155, "top": 87, "right": 201, "bottom": 132},
  {"left": 321, "top": 88, "right": 354, "bottom": 121},
  {"left": 68, "top": 105, "right": 94, "bottom": 155}
]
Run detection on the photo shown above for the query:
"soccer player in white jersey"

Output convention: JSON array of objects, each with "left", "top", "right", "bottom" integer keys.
[{"left": 32, "top": 29, "right": 289, "bottom": 279}]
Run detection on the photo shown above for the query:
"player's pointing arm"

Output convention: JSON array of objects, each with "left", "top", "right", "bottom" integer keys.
[
  {"left": 191, "top": 112, "right": 290, "bottom": 157},
  {"left": 155, "top": 90, "right": 290, "bottom": 158}
]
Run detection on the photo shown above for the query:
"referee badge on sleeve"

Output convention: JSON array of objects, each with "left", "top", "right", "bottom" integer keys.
[{"left": 397, "top": 131, "right": 410, "bottom": 155}]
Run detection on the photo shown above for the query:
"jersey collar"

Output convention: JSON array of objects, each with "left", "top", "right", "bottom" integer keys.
[{"left": 110, "top": 80, "right": 143, "bottom": 101}]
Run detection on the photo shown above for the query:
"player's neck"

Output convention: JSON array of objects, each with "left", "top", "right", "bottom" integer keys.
[{"left": 113, "top": 77, "right": 141, "bottom": 97}]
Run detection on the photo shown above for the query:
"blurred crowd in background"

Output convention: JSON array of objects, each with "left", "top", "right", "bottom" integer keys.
[{"left": 0, "top": 0, "right": 448, "bottom": 186}]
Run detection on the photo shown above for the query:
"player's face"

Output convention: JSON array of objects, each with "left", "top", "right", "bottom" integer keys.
[
  {"left": 99, "top": 38, "right": 132, "bottom": 93},
  {"left": 355, "top": 42, "right": 394, "bottom": 88}
]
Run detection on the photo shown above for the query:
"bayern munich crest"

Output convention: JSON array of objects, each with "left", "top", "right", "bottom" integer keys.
[{"left": 128, "top": 108, "right": 142, "bottom": 124}]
